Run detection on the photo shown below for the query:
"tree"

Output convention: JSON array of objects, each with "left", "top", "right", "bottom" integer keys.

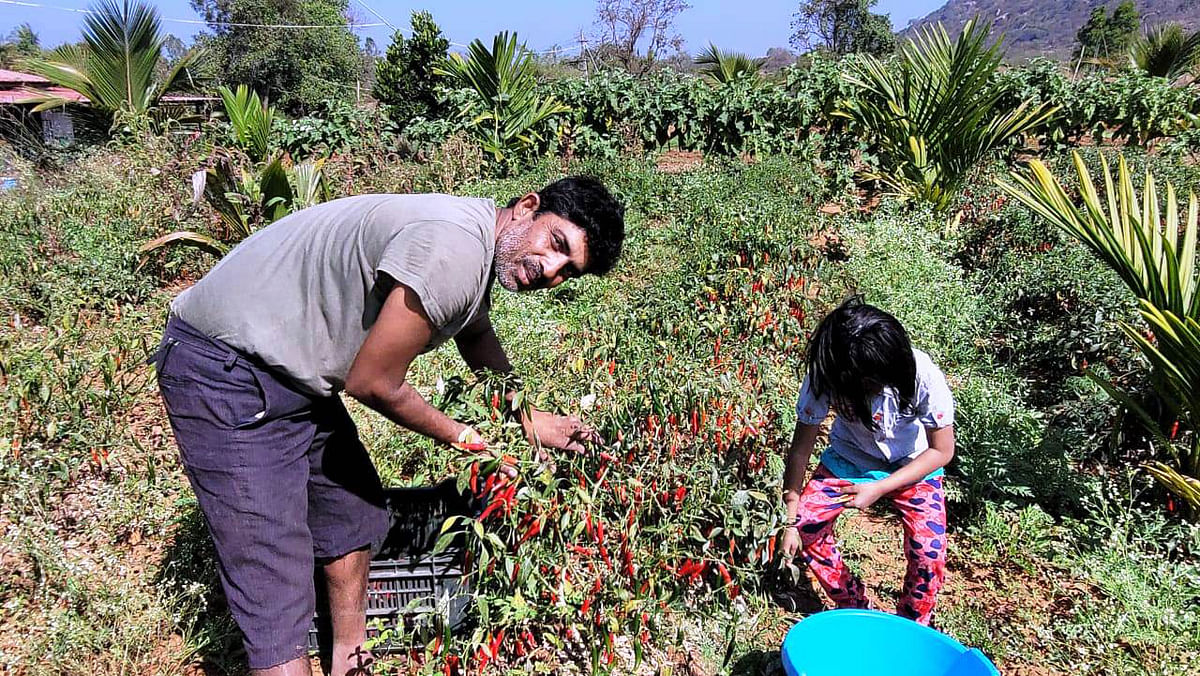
[
  {"left": 10, "top": 23, "right": 40, "bottom": 57},
  {"left": 191, "top": 0, "right": 363, "bottom": 114},
  {"left": 790, "top": 0, "right": 897, "bottom": 57},
  {"left": 1075, "top": 0, "right": 1140, "bottom": 62},
  {"left": 20, "top": 0, "right": 203, "bottom": 129},
  {"left": 373, "top": 11, "right": 449, "bottom": 128},
  {"left": 1, "top": 23, "right": 41, "bottom": 67},
  {"left": 593, "top": 0, "right": 690, "bottom": 72}
]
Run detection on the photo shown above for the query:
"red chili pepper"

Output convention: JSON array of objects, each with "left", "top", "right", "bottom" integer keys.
[
  {"left": 568, "top": 544, "right": 595, "bottom": 556},
  {"left": 469, "top": 462, "right": 479, "bottom": 495},
  {"left": 767, "top": 535, "right": 776, "bottom": 561},
  {"left": 581, "top": 596, "right": 592, "bottom": 615},
  {"left": 519, "top": 519, "right": 541, "bottom": 544},
  {"left": 491, "top": 392, "right": 500, "bottom": 410},
  {"left": 1170, "top": 420, "right": 1180, "bottom": 440}
]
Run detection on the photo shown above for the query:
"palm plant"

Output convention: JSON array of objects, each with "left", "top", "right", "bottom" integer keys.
[
  {"left": 19, "top": 0, "right": 202, "bottom": 129},
  {"left": 141, "top": 86, "right": 327, "bottom": 258},
  {"left": 219, "top": 85, "right": 275, "bottom": 163},
  {"left": 1130, "top": 23, "right": 1200, "bottom": 82},
  {"left": 694, "top": 43, "right": 764, "bottom": 85},
  {"left": 835, "top": 19, "right": 1057, "bottom": 211},
  {"left": 435, "top": 32, "right": 570, "bottom": 162},
  {"left": 1000, "top": 152, "right": 1200, "bottom": 513}
]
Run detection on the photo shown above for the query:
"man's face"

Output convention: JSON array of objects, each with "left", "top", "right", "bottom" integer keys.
[{"left": 496, "top": 194, "right": 589, "bottom": 292}]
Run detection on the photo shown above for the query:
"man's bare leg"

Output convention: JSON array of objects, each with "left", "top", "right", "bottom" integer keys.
[{"left": 324, "top": 547, "right": 373, "bottom": 675}]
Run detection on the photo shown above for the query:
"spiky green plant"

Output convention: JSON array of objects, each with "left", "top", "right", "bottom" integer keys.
[
  {"left": 19, "top": 0, "right": 202, "bottom": 128},
  {"left": 1130, "top": 23, "right": 1200, "bottom": 81},
  {"left": 141, "top": 87, "right": 326, "bottom": 258},
  {"left": 1000, "top": 152, "right": 1200, "bottom": 514},
  {"left": 836, "top": 19, "right": 1057, "bottom": 211},
  {"left": 219, "top": 85, "right": 275, "bottom": 163},
  {"left": 435, "top": 32, "right": 570, "bottom": 162},
  {"left": 694, "top": 43, "right": 764, "bottom": 84}
]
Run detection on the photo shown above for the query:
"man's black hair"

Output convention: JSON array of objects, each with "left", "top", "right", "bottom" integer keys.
[
  {"left": 508, "top": 176, "right": 625, "bottom": 275},
  {"left": 806, "top": 295, "right": 917, "bottom": 431}
]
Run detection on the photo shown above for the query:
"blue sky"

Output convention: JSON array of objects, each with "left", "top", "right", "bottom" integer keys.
[{"left": 1, "top": 0, "right": 946, "bottom": 56}]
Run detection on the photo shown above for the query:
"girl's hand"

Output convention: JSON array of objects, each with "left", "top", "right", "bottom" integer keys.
[
  {"left": 838, "top": 481, "right": 888, "bottom": 510},
  {"left": 779, "top": 526, "right": 802, "bottom": 562}
]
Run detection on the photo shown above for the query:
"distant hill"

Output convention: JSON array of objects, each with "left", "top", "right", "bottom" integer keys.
[{"left": 900, "top": 0, "right": 1200, "bottom": 62}]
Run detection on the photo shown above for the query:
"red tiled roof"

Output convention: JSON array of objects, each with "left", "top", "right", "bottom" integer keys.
[{"left": 0, "top": 69, "right": 50, "bottom": 85}]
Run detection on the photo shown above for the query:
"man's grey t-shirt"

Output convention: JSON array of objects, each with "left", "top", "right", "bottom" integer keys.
[{"left": 171, "top": 194, "right": 497, "bottom": 397}]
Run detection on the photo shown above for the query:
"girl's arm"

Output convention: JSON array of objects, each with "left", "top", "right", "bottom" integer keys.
[
  {"left": 782, "top": 422, "right": 821, "bottom": 523},
  {"left": 839, "top": 425, "right": 955, "bottom": 508}
]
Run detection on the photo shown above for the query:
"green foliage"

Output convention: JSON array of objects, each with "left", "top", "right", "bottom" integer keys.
[
  {"left": 790, "top": 0, "right": 897, "bottom": 57},
  {"left": 836, "top": 19, "right": 1056, "bottom": 210},
  {"left": 218, "top": 84, "right": 274, "bottom": 162},
  {"left": 694, "top": 43, "right": 765, "bottom": 84},
  {"left": 1076, "top": 0, "right": 1141, "bottom": 62},
  {"left": 995, "top": 60, "right": 1200, "bottom": 148},
  {"left": 1001, "top": 152, "right": 1200, "bottom": 513},
  {"left": 191, "top": 0, "right": 362, "bottom": 114},
  {"left": 373, "top": 11, "right": 450, "bottom": 128},
  {"left": 20, "top": 0, "right": 203, "bottom": 130},
  {"left": 142, "top": 88, "right": 329, "bottom": 258},
  {"left": 549, "top": 59, "right": 845, "bottom": 158},
  {"left": 1130, "top": 23, "right": 1200, "bottom": 81},
  {"left": 435, "top": 32, "right": 570, "bottom": 163},
  {"left": 0, "top": 23, "right": 41, "bottom": 67},
  {"left": 275, "top": 97, "right": 379, "bottom": 158}
]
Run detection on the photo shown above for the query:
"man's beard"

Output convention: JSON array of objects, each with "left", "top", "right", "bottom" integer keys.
[{"left": 495, "top": 227, "right": 528, "bottom": 291}]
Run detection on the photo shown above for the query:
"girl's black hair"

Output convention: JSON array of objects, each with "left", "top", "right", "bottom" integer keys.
[{"left": 806, "top": 296, "right": 917, "bottom": 431}]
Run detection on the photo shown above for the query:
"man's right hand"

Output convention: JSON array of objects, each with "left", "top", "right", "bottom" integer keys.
[{"left": 520, "top": 408, "right": 603, "bottom": 453}]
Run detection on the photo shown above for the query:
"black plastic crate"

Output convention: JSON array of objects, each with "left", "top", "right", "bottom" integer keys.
[{"left": 308, "top": 478, "right": 474, "bottom": 655}]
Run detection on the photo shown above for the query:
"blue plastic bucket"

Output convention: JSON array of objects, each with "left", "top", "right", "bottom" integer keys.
[{"left": 781, "top": 609, "right": 1000, "bottom": 676}]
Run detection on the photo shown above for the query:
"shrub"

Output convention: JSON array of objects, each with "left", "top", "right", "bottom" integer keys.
[
  {"left": 373, "top": 11, "right": 450, "bottom": 128},
  {"left": 835, "top": 19, "right": 1056, "bottom": 210}
]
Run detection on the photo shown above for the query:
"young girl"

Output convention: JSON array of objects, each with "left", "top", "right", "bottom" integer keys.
[{"left": 780, "top": 296, "right": 955, "bottom": 626}]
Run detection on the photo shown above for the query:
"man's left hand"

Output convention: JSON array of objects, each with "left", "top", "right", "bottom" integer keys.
[{"left": 521, "top": 408, "right": 603, "bottom": 452}]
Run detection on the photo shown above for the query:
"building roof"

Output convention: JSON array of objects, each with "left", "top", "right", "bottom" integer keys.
[
  {"left": 0, "top": 69, "right": 50, "bottom": 86},
  {"left": 0, "top": 86, "right": 87, "bottom": 105}
]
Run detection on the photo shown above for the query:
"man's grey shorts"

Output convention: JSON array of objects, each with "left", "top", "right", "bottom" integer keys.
[{"left": 151, "top": 317, "right": 389, "bottom": 669}]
